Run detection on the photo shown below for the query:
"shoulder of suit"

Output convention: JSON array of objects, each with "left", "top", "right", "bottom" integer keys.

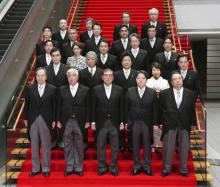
[
  {"left": 146, "top": 86, "right": 156, "bottom": 93},
  {"left": 46, "top": 83, "right": 56, "bottom": 90},
  {"left": 139, "top": 48, "right": 148, "bottom": 54},
  {"left": 160, "top": 88, "right": 171, "bottom": 95},
  {"left": 113, "top": 84, "right": 123, "bottom": 91},
  {"left": 78, "top": 83, "right": 90, "bottom": 91}
]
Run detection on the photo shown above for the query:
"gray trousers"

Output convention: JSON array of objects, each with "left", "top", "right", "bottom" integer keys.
[
  {"left": 97, "top": 119, "right": 119, "bottom": 172},
  {"left": 63, "top": 118, "right": 84, "bottom": 172},
  {"left": 132, "top": 121, "right": 151, "bottom": 170},
  {"left": 162, "top": 128, "right": 190, "bottom": 173},
  {"left": 30, "top": 115, "right": 51, "bottom": 172}
]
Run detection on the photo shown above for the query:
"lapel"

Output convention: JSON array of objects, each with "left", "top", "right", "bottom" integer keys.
[
  {"left": 135, "top": 86, "right": 147, "bottom": 100},
  {"left": 33, "top": 83, "right": 41, "bottom": 104},
  {"left": 168, "top": 89, "right": 178, "bottom": 110},
  {"left": 127, "top": 69, "right": 135, "bottom": 81},
  {"left": 184, "top": 70, "right": 191, "bottom": 82},
  {"left": 41, "top": 83, "right": 49, "bottom": 103},
  {"left": 102, "top": 84, "right": 114, "bottom": 101},
  {"left": 179, "top": 89, "right": 187, "bottom": 110},
  {"left": 69, "top": 84, "right": 80, "bottom": 100}
]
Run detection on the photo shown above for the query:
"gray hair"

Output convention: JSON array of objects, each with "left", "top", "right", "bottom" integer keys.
[
  {"left": 86, "top": 51, "right": 97, "bottom": 61},
  {"left": 66, "top": 68, "right": 79, "bottom": 77},
  {"left": 149, "top": 8, "right": 159, "bottom": 15}
]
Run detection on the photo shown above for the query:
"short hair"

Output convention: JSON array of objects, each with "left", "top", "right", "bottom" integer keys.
[
  {"left": 92, "top": 22, "right": 102, "bottom": 29},
  {"left": 35, "top": 67, "right": 47, "bottom": 75},
  {"left": 68, "top": 27, "right": 78, "bottom": 34},
  {"left": 136, "top": 70, "right": 148, "bottom": 79},
  {"left": 149, "top": 8, "right": 159, "bottom": 15},
  {"left": 44, "top": 40, "right": 54, "bottom": 47},
  {"left": 42, "top": 26, "right": 52, "bottom": 32},
  {"left": 170, "top": 71, "right": 183, "bottom": 81},
  {"left": 129, "top": 33, "right": 140, "bottom": 41},
  {"left": 120, "top": 51, "right": 135, "bottom": 64},
  {"left": 148, "top": 25, "right": 156, "bottom": 31},
  {"left": 99, "top": 38, "right": 110, "bottom": 48},
  {"left": 119, "top": 24, "right": 129, "bottom": 31},
  {"left": 86, "top": 51, "right": 97, "bottom": 61},
  {"left": 72, "top": 42, "right": 83, "bottom": 50},
  {"left": 178, "top": 53, "right": 189, "bottom": 61},
  {"left": 66, "top": 68, "right": 79, "bottom": 77},
  {"left": 121, "top": 11, "right": 131, "bottom": 18},
  {"left": 50, "top": 47, "right": 61, "bottom": 56},
  {"left": 103, "top": 68, "right": 114, "bottom": 75},
  {"left": 86, "top": 17, "right": 94, "bottom": 23},
  {"left": 59, "top": 19, "right": 67, "bottom": 24},
  {"left": 151, "top": 62, "right": 161, "bottom": 70},
  {"left": 163, "top": 36, "right": 173, "bottom": 45}
]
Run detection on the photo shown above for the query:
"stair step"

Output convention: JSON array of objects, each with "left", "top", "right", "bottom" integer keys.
[
  {"left": 11, "top": 148, "right": 29, "bottom": 155},
  {"left": 195, "top": 173, "right": 214, "bottom": 182}
]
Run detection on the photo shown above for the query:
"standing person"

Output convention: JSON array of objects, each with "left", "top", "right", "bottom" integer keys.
[
  {"left": 24, "top": 67, "right": 56, "bottom": 177},
  {"left": 57, "top": 68, "right": 90, "bottom": 176},
  {"left": 80, "top": 17, "right": 94, "bottom": 43},
  {"left": 159, "top": 71, "right": 196, "bottom": 177},
  {"left": 125, "top": 70, "right": 158, "bottom": 176},
  {"left": 91, "top": 69, "right": 124, "bottom": 176}
]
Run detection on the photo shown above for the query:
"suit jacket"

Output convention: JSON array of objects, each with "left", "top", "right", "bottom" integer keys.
[
  {"left": 129, "top": 49, "right": 149, "bottom": 71},
  {"left": 155, "top": 51, "right": 179, "bottom": 80},
  {"left": 91, "top": 84, "right": 124, "bottom": 132},
  {"left": 80, "top": 30, "right": 93, "bottom": 43},
  {"left": 114, "top": 69, "right": 137, "bottom": 92},
  {"left": 78, "top": 67, "right": 103, "bottom": 88},
  {"left": 52, "top": 30, "right": 69, "bottom": 46},
  {"left": 85, "top": 36, "right": 106, "bottom": 54},
  {"left": 56, "top": 84, "right": 90, "bottom": 132},
  {"left": 24, "top": 83, "right": 56, "bottom": 137},
  {"left": 45, "top": 63, "right": 69, "bottom": 87},
  {"left": 159, "top": 88, "right": 196, "bottom": 137},
  {"left": 141, "top": 21, "right": 168, "bottom": 39},
  {"left": 96, "top": 53, "right": 119, "bottom": 71},
  {"left": 140, "top": 37, "right": 164, "bottom": 67},
  {"left": 36, "top": 40, "right": 60, "bottom": 56},
  {"left": 35, "top": 54, "right": 51, "bottom": 69},
  {"left": 113, "top": 24, "right": 138, "bottom": 41}
]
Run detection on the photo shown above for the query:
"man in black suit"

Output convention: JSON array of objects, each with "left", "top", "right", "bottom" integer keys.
[
  {"left": 85, "top": 22, "right": 106, "bottom": 54},
  {"left": 24, "top": 67, "right": 56, "bottom": 177},
  {"left": 125, "top": 70, "right": 158, "bottom": 176},
  {"left": 91, "top": 69, "right": 124, "bottom": 176},
  {"left": 57, "top": 68, "right": 90, "bottom": 176},
  {"left": 140, "top": 25, "right": 164, "bottom": 72},
  {"left": 178, "top": 54, "right": 200, "bottom": 98},
  {"left": 80, "top": 17, "right": 94, "bottom": 43},
  {"left": 36, "top": 26, "right": 59, "bottom": 56},
  {"left": 35, "top": 40, "right": 54, "bottom": 69},
  {"left": 141, "top": 8, "right": 168, "bottom": 39},
  {"left": 159, "top": 71, "right": 196, "bottom": 177},
  {"left": 114, "top": 52, "right": 137, "bottom": 152},
  {"left": 96, "top": 39, "right": 118, "bottom": 71},
  {"left": 155, "top": 37, "right": 179, "bottom": 80},
  {"left": 113, "top": 12, "right": 138, "bottom": 41},
  {"left": 110, "top": 25, "right": 131, "bottom": 63},
  {"left": 129, "top": 33, "right": 149, "bottom": 71},
  {"left": 52, "top": 19, "right": 69, "bottom": 46}
]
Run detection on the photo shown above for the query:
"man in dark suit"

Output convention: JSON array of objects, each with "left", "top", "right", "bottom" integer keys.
[
  {"left": 125, "top": 70, "right": 158, "bottom": 176},
  {"left": 96, "top": 39, "right": 119, "bottom": 71},
  {"left": 91, "top": 69, "right": 124, "bottom": 176},
  {"left": 85, "top": 22, "right": 106, "bottom": 54},
  {"left": 35, "top": 40, "right": 54, "bottom": 69},
  {"left": 159, "top": 71, "right": 196, "bottom": 177},
  {"left": 36, "top": 26, "right": 59, "bottom": 56},
  {"left": 52, "top": 19, "right": 69, "bottom": 46},
  {"left": 57, "top": 68, "right": 90, "bottom": 176},
  {"left": 178, "top": 54, "right": 200, "bottom": 97},
  {"left": 80, "top": 17, "right": 94, "bottom": 43},
  {"left": 110, "top": 25, "right": 131, "bottom": 63},
  {"left": 24, "top": 67, "right": 56, "bottom": 177},
  {"left": 113, "top": 12, "right": 138, "bottom": 41},
  {"left": 155, "top": 37, "right": 179, "bottom": 80},
  {"left": 129, "top": 33, "right": 149, "bottom": 71},
  {"left": 140, "top": 25, "right": 164, "bottom": 72},
  {"left": 114, "top": 52, "right": 137, "bottom": 152},
  {"left": 141, "top": 8, "right": 168, "bottom": 39}
]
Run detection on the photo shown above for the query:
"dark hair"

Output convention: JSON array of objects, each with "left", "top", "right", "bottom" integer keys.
[
  {"left": 86, "top": 17, "right": 94, "bottom": 23},
  {"left": 92, "top": 22, "right": 102, "bottom": 29},
  {"left": 129, "top": 33, "right": 140, "bottom": 41},
  {"left": 72, "top": 42, "right": 83, "bottom": 50},
  {"left": 151, "top": 62, "right": 161, "bottom": 70},
  {"left": 121, "top": 11, "right": 131, "bottom": 18},
  {"left": 136, "top": 70, "right": 148, "bottom": 79},
  {"left": 170, "top": 71, "right": 183, "bottom": 81},
  {"left": 178, "top": 53, "right": 189, "bottom": 61},
  {"left": 50, "top": 47, "right": 61, "bottom": 56},
  {"left": 119, "top": 24, "right": 129, "bottom": 31},
  {"left": 42, "top": 26, "right": 52, "bottom": 32},
  {"left": 35, "top": 67, "right": 47, "bottom": 75},
  {"left": 120, "top": 51, "right": 134, "bottom": 64},
  {"left": 44, "top": 40, "right": 54, "bottom": 47},
  {"left": 99, "top": 38, "right": 110, "bottom": 48},
  {"left": 163, "top": 36, "right": 173, "bottom": 45},
  {"left": 102, "top": 68, "right": 114, "bottom": 75},
  {"left": 147, "top": 25, "right": 156, "bottom": 31}
]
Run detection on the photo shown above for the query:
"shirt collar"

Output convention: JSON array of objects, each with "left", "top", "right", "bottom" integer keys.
[
  {"left": 38, "top": 83, "right": 46, "bottom": 89},
  {"left": 70, "top": 82, "right": 79, "bottom": 90},
  {"left": 149, "top": 37, "right": 156, "bottom": 42},
  {"left": 138, "top": 86, "right": 146, "bottom": 92},
  {"left": 123, "top": 68, "right": 131, "bottom": 74},
  {"left": 121, "top": 38, "right": 128, "bottom": 42},
  {"left": 88, "top": 66, "right": 96, "bottom": 72},
  {"left": 131, "top": 47, "right": 139, "bottom": 52},
  {"left": 173, "top": 87, "right": 183, "bottom": 95},
  {"left": 53, "top": 63, "right": 60, "bottom": 68},
  {"left": 104, "top": 84, "right": 112, "bottom": 89}
]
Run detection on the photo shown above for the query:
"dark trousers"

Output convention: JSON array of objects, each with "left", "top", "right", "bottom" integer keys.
[
  {"left": 63, "top": 118, "right": 84, "bottom": 172},
  {"left": 97, "top": 119, "right": 119, "bottom": 172},
  {"left": 162, "top": 128, "right": 190, "bottom": 173},
  {"left": 132, "top": 121, "right": 151, "bottom": 170}
]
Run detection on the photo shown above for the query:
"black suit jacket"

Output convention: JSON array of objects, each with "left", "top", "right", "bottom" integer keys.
[
  {"left": 129, "top": 49, "right": 149, "bottom": 71},
  {"left": 36, "top": 40, "right": 60, "bottom": 56},
  {"left": 80, "top": 30, "right": 93, "bottom": 43},
  {"left": 96, "top": 53, "right": 119, "bottom": 71},
  {"left": 113, "top": 24, "right": 138, "bottom": 41},
  {"left": 78, "top": 67, "right": 103, "bottom": 88},
  {"left": 35, "top": 54, "right": 51, "bottom": 69},
  {"left": 140, "top": 37, "right": 164, "bottom": 67},
  {"left": 52, "top": 30, "right": 69, "bottom": 46},
  {"left": 57, "top": 84, "right": 90, "bottom": 131},
  {"left": 114, "top": 69, "right": 137, "bottom": 92},
  {"left": 141, "top": 21, "right": 168, "bottom": 39},
  {"left": 155, "top": 51, "right": 179, "bottom": 80},
  {"left": 85, "top": 36, "right": 106, "bottom": 54},
  {"left": 159, "top": 88, "right": 196, "bottom": 137},
  {"left": 92, "top": 84, "right": 124, "bottom": 132},
  {"left": 45, "top": 63, "right": 69, "bottom": 87},
  {"left": 24, "top": 83, "right": 56, "bottom": 137}
]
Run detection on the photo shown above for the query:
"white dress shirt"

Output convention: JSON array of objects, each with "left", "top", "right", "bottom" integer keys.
[
  {"left": 146, "top": 76, "right": 170, "bottom": 92},
  {"left": 38, "top": 83, "right": 46, "bottom": 97},
  {"left": 70, "top": 83, "right": 78, "bottom": 98},
  {"left": 46, "top": 53, "right": 51, "bottom": 66},
  {"left": 131, "top": 48, "right": 139, "bottom": 58},
  {"left": 88, "top": 66, "right": 96, "bottom": 77},
  {"left": 181, "top": 69, "right": 188, "bottom": 80},
  {"left": 60, "top": 30, "right": 67, "bottom": 39},
  {"left": 138, "top": 86, "right": 146, "bottom": 98},
  {"left": 173, "top": 87, "right": 183, "bottom": 108},
  {"left": 53, "top": 63, "right": 60, "bottom": 76},
  {"left": 104, "top": 84, "right": 112, "bottom": 99},
  {"left": 94, "top": 36, "right": 101, "bottom": 45},
  {"left": 149, "top": 37, "right": 156, "bottom": 48},
  {"left": 150, "top": 21, "right": 157, "bottom": 27},
  {"left": 88, "top": 30, "right": 93, "bottom": 38},
  {"left": 121, "top": 38, "right": 128, "bottom": 49},
  {"left": 101, "top": 53, "right": 108, "bottom": 64},
  {"left": 164, "top": 51, "right": 171, "bottom": 62},
  {"left": 123, "top": 68, "right": 131, "bottom": 79}
]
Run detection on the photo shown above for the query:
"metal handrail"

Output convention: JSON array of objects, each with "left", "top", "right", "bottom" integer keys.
[{"left": 68, "top": 0, "right": 80, "bottom": 28}]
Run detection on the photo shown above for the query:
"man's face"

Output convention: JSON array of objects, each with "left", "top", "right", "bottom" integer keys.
[
  {"left": 99, "top": 42, "right": 109, "bottom": 54},
  {"left": 36, "top": 69, "right": 47, "bottom": 85},
  {"left": 119, "top": 27, "right": 129, "bottom": 38},
  {"left": 44, "top": 42, "right": 54, "bottom": 54},
  {"left": 43, "top": 28, "right": 52, "bottom": 39},
  {"left": 122, "top": 13, "right": 130, "bottom": 24},
  {"left": 178, "top": 57, "right": 189, "bottom": 71},
  {"left": 93, "top": 25, "right": 102, "bottom": 37},
  {"left": 163, "top": 39, "right": 173, "bottom": 51},
  {"left": 102, "top": 71, "right": 114, "bottom": 85},
  {"left": 67, "top": 71, "right": 78, "bottom": 85},
  {"left": 86, "top": 20, "right": 93, "bottom": 30},
  {"left": 130, "top": 36, "right": 140, "bottom": 49},
  {"left": 51, "top": 51, "right": 61, "bottom": 64},
  {"left": 68, "top": 29, "right": 78, "bottom": 41},
  {"left": 136, "top": 73, "right": 147, "bottom": 88},
  {"left": 122, "top": 56, "right": 132, "bottom": 69},
  {"left": 59, "top": 20, "right": 67, "bottom": 31},
  {"left": 149, "top": 11, "right": 158, "bottom": 22},
  {"left": 86, "top": 55, "right": 96, "bottom": 67},
  {"left": 148, "top": 28, "right": 156, "bottom": 38},
  {"left": 171, "top": 73, "right": 183, "bottom": 89}
]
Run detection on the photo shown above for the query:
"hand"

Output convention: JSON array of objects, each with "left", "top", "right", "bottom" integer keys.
[
  {"left": 85, "top": 122, "right": 90, "bottom": 128},
  {"left": 52, "top": 121, "right": 56, "bottom": 129},
  {"left": 91, "top": 123, "right": 96, "bottom": 130},
  {"left": 57, "top": 121, "right": 62, "bottom": 129},
  {"left": 24, "top": 120, "right": 28, "bottom": 127},
  {"left": 119, "top": 123, "right": 124, "bottom": 131}
]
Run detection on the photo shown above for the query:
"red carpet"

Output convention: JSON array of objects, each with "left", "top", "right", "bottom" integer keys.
[{"left": 16, "top": 0, "right": 197, "bottom": 186}]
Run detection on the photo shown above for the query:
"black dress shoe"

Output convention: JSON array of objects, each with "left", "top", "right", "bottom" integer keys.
[
  {"left": 130, "top": 169, "right": 142, "bottom": 176},
  {"left": 144, "top": 169, "right": 153, "bottom": 176},
  {"left": 161, "top": 171, "right": 170, "bottom": 177},
  {"left": 110, "top": 171, "right": 118, "bottom": 176},
  {"left": 29, "top": 171, "right": 41, "bottom": 177},
  {"left": 64, "top": 170, "right": 74, "bottom": 176},
  {"left": 75, "top": 171, "right": 83, "bottom": 176},
  {"left": 43, "top": 172, "right": 50, "bottom": 176},
  {"left": 180, "top": 172, "right": 188, "bottom": 177}
]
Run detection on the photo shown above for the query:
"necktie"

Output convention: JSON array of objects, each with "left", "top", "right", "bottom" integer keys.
[
  {"left": 101, "top": 54, "right": 106, "bottom": 64},
  {"left": 123, "top": 39, "right": 127, "bottom": 49},
  {"left": 38, "top": 85, "right": 43, "bottom": 97},
  {"left": 106, "top": 87, "right": 111, "bottom": 99},
  {"left": 70, "top": 87, "right": 76, "bottom": 98},
  {"left": 124, "top": 71, "right": 129, "bottom": 79},
  {"left": 54, "top": 66, "right": 58, "bottom": 75},
  {"left": 150, "top": 39, "right": 154, "bottom": 48},
  {"left": 90, "top": 68, "right": 93, "bottom": 77},
  {"left": 176, "top": 91, "right": 181, "bottom": 108},
  {"left": 139, "top": 89, "right": 144, "bottom": 98},
  {"left": 133, "top": 49, "right": 137, "bottom": 58},
  {"left": 165, "top": 52, "right": 169, "bottom": 62},
  {"left": 182, "top": 71, "right": 186, "bottom": 80}
]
